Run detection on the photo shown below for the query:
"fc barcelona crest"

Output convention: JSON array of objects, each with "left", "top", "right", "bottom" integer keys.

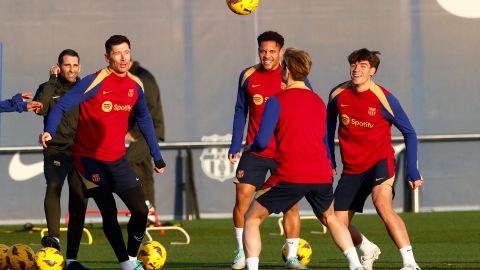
[
  {"left": 128, "top": 89, "right": 134, "bottom": 97},
  {"left": 199, "top": 134, "right": 238, "bottom": 182},
  {"left": 368, "top": 107, "right": 377, "bottom": 116}
]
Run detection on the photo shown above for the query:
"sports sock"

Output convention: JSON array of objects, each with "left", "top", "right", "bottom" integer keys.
[
  {"left": 65, "top": 259, "right": 77, "bottom": 266},
  {"left": 54, "top": 237, "right": 60, "bottom": 243},
  {"left": 400, "top": 245, "right": 417, "bottom": 266},
  {"left": 246, "top": 257, "right": 259, "bottom": 270},
  {"left": 120, "top": 260, "right": 133, "bottom": 270},
  {"left": 234, "top": 227, "right": 244, "bottom": 250},
  {"left": 343, "top": 246, "right": 363, "bottom": 270},
  {"left": 285, "top": 238, "right": 299, "bottom": 259},
  {"left": 357, "top": 234, "right": 375, "bottom": 254}
]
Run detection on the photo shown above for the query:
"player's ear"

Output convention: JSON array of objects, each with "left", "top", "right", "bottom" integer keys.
[
  {"left": 370, "top": 67, "right": 376, "bottom": 76},
  {"left": 104, "top": 53, "right": 109, "bottom": 64},
  {"left": 78, "top": 64, "right": 82, "bottom": 73}
]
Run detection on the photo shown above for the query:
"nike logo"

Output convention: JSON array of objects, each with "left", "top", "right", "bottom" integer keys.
[
  {"left": 52, "top": 95, "right": 61, "bottom": 99},
  {"left": 375, "top": 177, "right": 384, "bottom": 182},
  {"left": 133, "top": 233, "right": 145, "bottom": 242},
  {"left": 252, "top": 84, "right": 261, "bottom": 88},
  {"left": 102, "top": 90, "right": 112, "bottom": 94},
  {"left": 340, "top": 104, "right": 349, "bottom": 107},
  {"left": 8, "top": 153, "right": 44, "bottom": 181}
]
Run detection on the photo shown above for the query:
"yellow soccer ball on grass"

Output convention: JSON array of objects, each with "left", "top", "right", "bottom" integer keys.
[
  {"left": 0, "top": 244, "right": 9, "bottom": 270},
  {"left": 226, "top": 0, "right": 259, "bottom": 15},
  {"left": 6, "top": 243, "right": 35, "bottom": 270},
  {"left": 281, "top": 238, "right": 313, "bottom": 266},
  {"left": 137, "top": 241, "right": 167, "bottom": 269},
  {"left": 34, "top": 247, "right": 65, "bottom": 270}
]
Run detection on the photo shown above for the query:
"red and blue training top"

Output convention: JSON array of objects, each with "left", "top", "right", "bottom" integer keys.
[
  {"left": 45, "top": 68, "right": 163, "bottom": 162},
  {"left": 326, "top": 81, "right": 421, "bottom": 181},
  {"left": 229, "top": 64, "right": 284, "bottom": 158},
  {"left": 248, "top": 81, "right": 333, "bottom": 185}
]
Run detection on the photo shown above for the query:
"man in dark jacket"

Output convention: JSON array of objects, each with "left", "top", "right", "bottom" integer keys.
[
  {"left": 126, "top": 60, "right": 165, "bottom": 222},
  {"left": 34, "top": 49, "right": 89, "bottom": 270}
]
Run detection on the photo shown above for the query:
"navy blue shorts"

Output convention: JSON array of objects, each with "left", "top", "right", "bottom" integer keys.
[
  {"left": 334, "top": 158, "right": 395, "bottom": 212},
  {"left": 256, "top": 181, "right": 333, "bottom": 216},
  {"left": 74, "top": 155, "right": 139, "bottom": 198},
  {"left": 233, "top": 153, "right": 276, "bottom": 190}
]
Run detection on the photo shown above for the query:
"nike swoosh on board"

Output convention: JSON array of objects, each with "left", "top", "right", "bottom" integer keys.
[{"left": 8, "top": 152, "right": 44, "bottom": 181}]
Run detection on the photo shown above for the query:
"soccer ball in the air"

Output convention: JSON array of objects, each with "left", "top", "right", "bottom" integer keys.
[
  {"left": 0, "top": 244, "right": 9, "bottom": 270},
  {"left": 281, "top": 238, "right": 313, "bottom": 266},
  {"left": 137, "top": 241, "right": 167, "bottom": 269},
  {"left": 226, "top": 0, "right": 259, "bottom": 15},
  {"left": 34, "top": 247, "right": 65, "bottom": 270},
  {"left": 6, "top": 243, "right": 35, "bottom": 270}
]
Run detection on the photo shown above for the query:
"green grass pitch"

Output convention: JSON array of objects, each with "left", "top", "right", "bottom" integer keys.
[{"left": 1, "top": 211, "right": 479, "bottom": 269}]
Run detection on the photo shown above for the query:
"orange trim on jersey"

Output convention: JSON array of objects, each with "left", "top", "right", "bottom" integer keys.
[
  {"left": 241, "top": 64, "right": 260, "bottom": 88},
  {"left": 329, "top": 81, "right": 351, "bottom": 102},
  {"left": 127, "top": 72, "right": 145, "bottom": 92},
  {"left": 85, "top": 68, "right": 111, "bottom": 94},
  {"left": 370, "top": 81, "right": 394, "bottom": 117},
  {"left": 286, "top": 81, "right": 310, "bottom": 90}
]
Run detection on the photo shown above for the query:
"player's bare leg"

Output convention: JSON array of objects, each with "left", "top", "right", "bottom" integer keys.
[
  {"left": 283, "top": 203, "right": 305, "bottom": 269},
  {"left": 372, "top": 184, "right": 419, "bottom": 269},
  {"left": 232, "top": 183, "right": 256, "bottom": 269},
  {"left": 243, "top": 201, "right": 269, "bottom": 270},
  {"left": 319, "top": 204, "right": 363, "bottom": 270}
]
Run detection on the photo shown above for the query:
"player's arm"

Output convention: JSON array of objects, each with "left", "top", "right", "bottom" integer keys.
[
  {"left": 246, "top": 97, "right": 280, "bottom": 152},
  {"left": 0, "top": 93, "right": 28, "bottom": 113},
  {"left": 133, "top": 88, "right": 166, "bottom": 173},
  {"left": 326, "top": 90, "right": 339, "bottom": 172},
  {"left": 384, "top": 94, "right": 423, "bottom": 188},
  {"left": 42, "top": 74, "right": 96, "bottom": 146},
  {"left": 228, "top": 68, "right": 249, "bottom": 163}
]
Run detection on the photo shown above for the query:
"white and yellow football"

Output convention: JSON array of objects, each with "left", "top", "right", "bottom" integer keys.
[
  {"left": 137, "top": 241, "right": 167, "bottom": 269},
  {"left": 226, "top": 0, "right": 259, "bottom": 15},
  {"left": 0, "top": 244, "right": 9, "bottom": 270},
  {"left": 34, "top": 247, "right": 64, "bottom": 270},
  {"left": 281, "top": 238, "right": 313, "bottom": 266}
]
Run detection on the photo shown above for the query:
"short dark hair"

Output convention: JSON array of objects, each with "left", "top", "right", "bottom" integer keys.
[
  {"left": 282, "top": 48, "right": 312, "bottom": 81},
  {"left": 257, "top": 31, "right": 284, "bottom": 48},
  {"left": 58, "top": 49, "right": 79, "bottom": 65},
  {"left": 348, "top": 48, "right": 381, "bottom": 70},
  {"left": 105, "top": 35, "right": 131, "bottom": 54}
]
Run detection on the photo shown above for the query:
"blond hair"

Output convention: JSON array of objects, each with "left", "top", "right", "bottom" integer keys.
[{"left": 282, "top": 48, "right": 312, "bottom": 81}]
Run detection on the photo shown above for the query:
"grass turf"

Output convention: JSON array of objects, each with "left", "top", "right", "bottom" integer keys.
[{"left": 0, "top": 211, "right": 479, "bottom": 269}]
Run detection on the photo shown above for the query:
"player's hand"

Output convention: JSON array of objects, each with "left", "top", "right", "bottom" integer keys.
[
  {"left": 228, "top": 152, "right": 241, "bottom": 164},
  {"left": 50, "top": 65, "right": 60, "bottom": 77},
  {"left": 21, "top": 92, "right": 33, "bottom": 101},
  {"left": 408, "top": 179, "right": 424, "bottom": 190},
  {"left": 154, "top": 167, "right": 165, "bottom": 174},
  {"left": 40, "top": 132, "right": 52, "bottom": 148},
  {"left": 125, "top": 132, "right": 137, "bottom": 143},
  {"left": 27, "top": 101, "right": 43, "bottom": 112},
  {"left": 154, "top": 159, "right": 166, "bottom": 174}
]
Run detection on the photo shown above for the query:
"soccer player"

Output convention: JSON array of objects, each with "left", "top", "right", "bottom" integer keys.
[
  {"left": 33, "top": 49, "right": 89, "bottom": 270},
  {"left": 126, "top": 60, "right": 165, "bottom": 224},
  {"left": 228, "top": 31, "right": 302, "bottom": 269},
  {"left": 327, "top": 48, "right": 423, "bottom": 270},
  {"left": 41, "top": 35, "right": 166, "bottom": 270},
  {"left": 243, "top": 48, "right": 364, "bottom": 270},
  {"left": 0, "top": 92, "right": 42, "bottom": 113}
]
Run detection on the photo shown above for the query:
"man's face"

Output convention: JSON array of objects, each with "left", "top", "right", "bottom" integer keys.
[
  {"left": 258, "top": 41, "right": 282, "bottom": 71},
  {"left": 106, "top": 42, "right": 131, "bottom": 76},
  {"left": 59, "top": 55, "right": 80, "bottom": 83},
  {"left": 350, "top": 60, "right": 376, "bottom": 89}
]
